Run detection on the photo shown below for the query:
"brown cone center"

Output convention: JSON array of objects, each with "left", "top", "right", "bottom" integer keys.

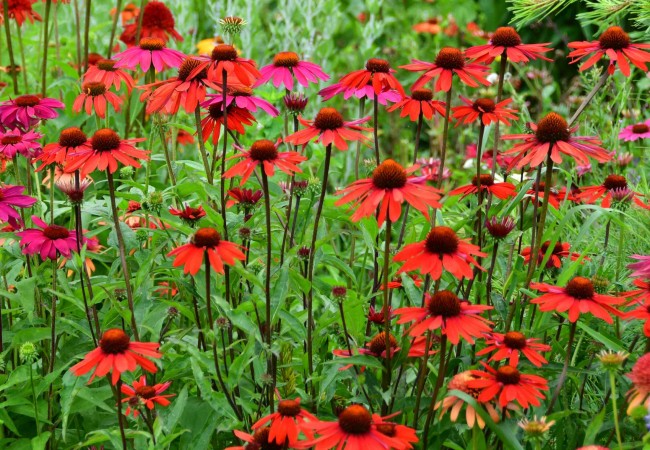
[
  {"left": 192, "top": 227, "right": 221, "bottom": 248},
  {"left": 496, "top": 366, "right": 521, "bottom": 385},
  {"left": 249, "top": 139, "right": 279, "bottom": 161},
  {"left": 372, "top": 159, "right": 407, "bottom": 189},
  {"left": 368, "top": 332, "right": 398, "bottom": 355},
  {"left": 273, "top": 51, "right": 299, "bottom": 67},
  {"left": 428, "top": 290, "right": 462, "bottom": 318},
  {"left": 211, "top": 44, "right": 238, "bottom": 61},
  {"left": 313, "top": 107, "right": 344, "bottom": 130},
  {"left": 338, "top": 405, "right": 372, "bottom": 435},
  {"left": 535, "top": 112, "right": 570, "bottom": 143},
  {"left": 491, "top": 27, "right": 522, "bottom": 47},
  {"left": 411, "top": 89, "right": 433, "bottom": 101},
  {"left": 99, "top": 328, "right": 131, "bottom": 354},
  {"left": 91, "top": 129, "right": 121, "bottom": 152},
  {"left": 434, "top": 47, "right": 465, "bottom": 70},
  {"left": 473, "top": 98, "right": 496, "bottom": 113},
  {"left": 59, "top": 127, "right": 88, "bottom": 148},
  {"left": 599, "top": 26, "right": 630, "bottom": 50},
  {"left": 43, "top": 225, "right": 70, "bottom": 240},
  {"left": 425, "top": 226, "right": 459, "bottom": 255},
  {"left": 603, "top": 174, "right": 628, "bottom": 190},
  {"left": 15, "top": 95, "right": 40, "bottom": 107},
  {"left": 472, "top": 174, "right": 494, "bottom": 187},
  {"left": 178, "top": 58, "right": 206, "bottom": 81},
  {"left": 503, "top": 331, "right": 527, "bottom": 350},
  {"left": 365, "top": 58, "right": 390, "bottom": 73},
  {"left": 83, "top": 81, "right": 107, "bottom": 96},
  {"left": 1, "top": 135, "right": 21, "bottom": 145},
  {"left": 632, "top": 123, "right": 649, "bottom": 134},
  {"left": 565, "top": 276, "right": 595, "bottom": 299},
  {"left": 135, "top": 385, "right": 157, "bottom": 399},
  {"left": 139, "top": 37, "right": 165, "bottom": 51},
  {"left": 277, "top": 399, "right": 301, "bottom": 417},
  {"left": 251, "top": 427, "right": 283, "bottom": 450},
  {"left": 97, "top": 59, "right": 117, "bottom": 71}
]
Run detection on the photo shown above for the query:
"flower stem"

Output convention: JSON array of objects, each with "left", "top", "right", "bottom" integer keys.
[
  {"left": 193, "top": 106, "right": 214, "bottom": 184},
  {"left": 14, "top": 23, "right": 28, "bottom": 91},
  {"left": 381, "top": 217, "right": 392, "bottom": 415},
  {"left": 106, "top": 170, "right": 140, "bottom": 341},
  {"left": 134, "top": 0, "right": 147, "bottom": 44},
  {"left": 354, "top": 97, "right": 366, "bottom": 180},
  {"left": 422, "top": 334, "right": 448, "bottom": 447},
  {"left": 490, "top": 55, "right": 508, "bottom": 178},
  {"left": 29, "top": 362, "right": 41, "bottom": 434},
  {"left": 41, "top": 0, "right": 53, "bottom": 96},
  {"left": 114, "top": 379, "right": 128, "bottom": 450},
  {"left": 260, "top": 169, "right": 275, "bottom": 412},
  {"left": 83, "top": 0, "right": 92, "bottom": 73},
  {"left": 106, "top": 0, "right": 123, "bottom": 58},
  {"left": 436, "top": 88, "right": 453, "bottom": 189},
  {"left": 609, "top": 370, "right": 623, "bottom": 449},
  {"left": 2, "top": 0, "right": 19, "bottom": 94},
  {"left": 46, "top": 259, "right": 57, "bottom": 436},
  {"left": 546, "top": 320, "right": 577, "bottom": 414},
  {"left": 373, "top": 92, "right": 380, "bottom": 164},
  {"left": 526, "top": 153, "right": 555, "bottom": 286},
  {"left": 397, "top": 112, "right": 424, "bottom": 248},
  {"left": 486, "top": 240, "right": 499, "bottom": 307},
  {"left": 568, "top": 71, "right": 609, "bottom": 127},
  {"left": 412, "top": 330, "right": 433, "bottom": 427}
]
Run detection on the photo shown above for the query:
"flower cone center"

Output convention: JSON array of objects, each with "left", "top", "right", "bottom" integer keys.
[
  {"left": 496, "top": 366, "right": 521, "bottom": 385},
  {"left": 365, "top": 58, "right": 390, "bottom": 73},
  {"left": 251, "top": 428, "right": 283, "bottom": 450},
  {"left": 192, "top": 227, "right": 221, "bottom": 248},
  {"left": 1, "top": 135, "right": 21, "bottom": 145},
  {"left": 603, "top": 174, "right": 628, "bottom": 190},
  {"left": 599, "top": 26, "right": 630, "bottom": 50},
  {"left": 139, "top": 37, "right": 165, "bottom": 51},
  {"left": 99, "top": 328, "right": 131, "bottom": 354},
  {"left": 372, "top": 159, "right": 407, "bottom": 189},
  {"left": 211, "top": 44, "right": 238, "bottom": 61},
  {"left": 473, "top": 98, "right": 496, "bottom": 113},
  {"left": 565, "top": 276, "right": 595, "bottom": 299},
  {"left": 15, "top": 95, "right": 40, "bottom": 107},
  {"left": 472, "top": 174, "right": 494, "bottom": 187},
  {"left": 83, "top": 81, "right": 107, "bottom": 96},
  {"left": 491, "top": 27, "right": 522, "bottom": 47},
  {"left": 207, "top": 103, "right": 226, "bottom": 120},
  {"left": 92, "top": 129, "right": 121, "bottom": 152},
  {"left": 375, "top": 423, "right": 397, "bottom": 437},
  {"left": 249, "top": 139, "right": 278, "bottom": 161},
  {"left": 313, "top": 107, "right": 344, "bottom": 130},
  {"left": 411, "top": 88, "right": 433, "bottom": 101},
  {"left": 97, "top": 59, "right": 117, "bottom": 71},
  {"left": 425, "top": 226, "right": 459, "bottom": 254},
  {"left": 368, "top": 332, "right": 398, "bottom": 355},
  {"left": 273, "top": 51, "right": 299, "bottom": 67},
  {"left": 503, "top": 331, "right": 527, "bottom": 349},
  {"left": 632, "top": 123, "right": 649, "bottom": 134},
  {"left": 135, "top": 385, "right": 157, "bottom": 399},
  {"left": 59, "top": 127, "right": 88, "bottom": 148},
  {"left": 428, "top": 290, "right": 462, "bottom": 318},
  {"left": 338, "top": 405, "right": 372, "bottom": 434},
  {"left": 535, "top": 112, "right": 570, "bottom": 143},
  {"left": 43, "top": 225, "right": 70, "bottom": 240},
  {"left": 277, "top": 399, "right": 301, "bottom": 417},
  {"left": 435, "top": 47, "right": 465, "bottom": 70},
  {"left": 178, "top": 58, "right": 206, "bottom": 81}
]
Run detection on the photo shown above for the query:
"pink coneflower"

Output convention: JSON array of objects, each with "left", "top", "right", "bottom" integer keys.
[
  {"left": 16, "top": 215, "right": 78, "bottom": 260},
  {"left": 113, "top": 37, "right": 186, "bottom": 73},
  {"left": 0, "top": 128, "right": 42, "bottom": 159},
  {"left": 0, "top": 185, "right": 37, "bottom": 227},
  {"left": 387, "top": 88, "right": 446, "bottom": 121},
  {"left": 318, "top": 82, "right": 403, "bottom": 105},
  {"left": 55, "top": 172, "right": 92, "bottom": 204},
  {"left": 338, "top": 58, "right": 405, "bottom": 96},
  {"left": 401, "top": 47, "right": 490, "bottom": 92},
  {"left": 285, "top": 107, "right": 371, "bottom": 151},
  {"left": 83, "top": 59, "right": 135, "bottom": 93},
  {"left": 619, "top": 120, "right": 650, "bottom": 142},
  {"left": 202, "top": 87, "right": 279, "bottom": 117},
  {"left": 452, "top": 97, "right": 517, "bottom": 127},
  {"left": 35, "top": 127, "right": 90, "bottom": 171},
  {"left": 73, "top": 82, "right": 122, "bottom": 119},
  {"left": 629, "top": 255, "right": 650, "bottom": 279},
  {"left": 0, "top": 94, "right": 64, "bottom": 129},
  {"left": 465, "top": 27, "right": 553, "bottom": 64},
  {"left": 255, "top": 51, "right": 329, "bottom": 90}
]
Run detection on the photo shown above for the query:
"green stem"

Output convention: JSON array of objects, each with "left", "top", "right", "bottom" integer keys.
[
  {"left": 422, "top": 334, "right": 448, "bottom": 447},
  {"left": 41, "top": 0, "right": 53, "bottom": 96},
  {"left": 83, "top": 0, "right": 91, "bottom": 73},
  {"left": 546, "top": 320, "right": 577, "bottom": 414},
  {"left": 436, "top": 88, "right": 453, "bottom": 189},
  {"left": 106, "top": 0, "right": 123, "bottom": 57},
  {"left": 2, "top": 0, "right": 19, "bottom": 94},
  {"left": 609, "top": 370, "right": 623, "bottom": 450},
  {"left": 15, "top": 23, "right": 28, "bottom": 91},
  {"left": 115, "top": 379, "right": 128, "bottom": 450},
  {"left": 29, "top": 362, "right": 41, "bottom": 434},
  {"left": 490, "top": 55, "right": 508, "bottom": 178},
  {"left": 193, "top": 106, "right": 214, "bottom": 184},
  {"left": 380, "top": 217, "right": 392, "bottom": 415},
  {"left": 260, "top": 170, "right": 275, "bottom": 412}
]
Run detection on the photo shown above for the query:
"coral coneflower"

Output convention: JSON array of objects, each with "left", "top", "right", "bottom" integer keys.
[
  {"left": 318, "top": 82, "right": 402, "bottom": 105},
  {"left": 469, "top": 363, "right": 549, "bottom": 408},
  {"left": 70, "top": 328, "right": 161, "bottom": 385},
  {"left": 169, "top": 204, "right": 206, "bottom": 225},
  {"left": 530, "top": 276, "right": 625, "bottom": 323},
  {"left": 194, "top": 43, "right": 260, "bottom": 86},
  {"left": 477, "top": 331, "right": 551, "bottom": 367},
  {"left": 619, "top": 120, "right": 650, "bottom": 142},
  {"left": 448, "top": 174, "right": 516, "bottom": 200},
  {"left": 0, "top": 94, "right": 64, "bottom": 129},
  {"left": 577, "top": 174, "right": 650, "bottom": 210},
  {"left": 394, "top": 290, "right": 492, "bottom": 344},
  {"left": 298, "top": 404, "right": 406, "bottom": 449},
  {"left": 35, "top": 127, "right": 90, "bottom": 171},
  {"left": 436, "top": 371, "right": 501, "bottom": 429},
  {"left": 502, "top": 112, "right": 612, "bottom": 169},
  {"left": 167, "top": 227, "right": 245, "bottom": 275},
  {"left": 466, "top": 26, "right": 553, "bottom": 64},
  {"left": 372, "top": 415, "right": 419, "bottom": 449},
  {"left": 0, "top": 128, "right": 42, "bottom": 159},
  {"left": 223, "top": 138, "right": 306, "bottom": 186},
  {"left": 202, "top": 87, "right": 279, "bottom": 116},
  {"left": 626, "top": 353, "right": 650, "bottom": 413},
  {"left": 394, "top": 226, "right": 486, "bottom": 280},
  {"left": 386, "top": 88, "right": 447, "bottom": 121},
  {"left": 0, "top": 185, "right": 37, "bottom": 227},
  {"left": 73, "top": 81, "right": 122, "bottom": 118},
  {"left": 16, "top": 216, "right": 78, "bottom": 260},
  {"left": 335, "top": 159, "right": 443, "bottom": 225},
  {"left": 452, "top": 97, "right": 517, "bottom": 126},
  {"left": 119, "top": 1, "right": 183, "bottom": 47},
  {"left": 400, "top": 47, "right": 490, "bottom": 92},
  {"left": 200, "top": 103, "right": 256, "bottom": 144},
  {"left": 255, "top": 51, "right": 329, "bottom": 91},
  {"left": 114, "top": 37, "right": 185, "bottom": 73},
  {"left": 623, "top": 279, "right": 650, "bottom": 306},
  {"left": 285, "top": 107, "right": 371, "bottom": 151},
  {"left": 121, "top": 376, "right": 174, "bottom": 417},
  {"left": 64, "top": 128, "right": 148, "bottom": 178},
  {"left": 524, "top": 181, "right": 562, "bottom": 209},
  {"left": 5, "top": 0, "right": 42, "bottom": 26},
  {"left": 622, "top": 290, "right": 650, "bottom": 337},
  {"left": 568, "top": 26, "right": 650, "bottom": 76},
  {"left": 84, "top": 59, "right": 135, "bottom": 92},
  {"left": 226, "top": 427, "right": 284, "bottom": 450},
  {"left": 251, "top": 398, "right": 317, "bottom": 445},
  {"left": 338, "top": 58, "right": 405, "bottom": 96},
  {"left": 521, "top": 240, "right": 584, "bottom": 269}
]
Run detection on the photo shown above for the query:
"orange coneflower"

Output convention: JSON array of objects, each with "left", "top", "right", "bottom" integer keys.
[
  {"left": 394, "top": 226, "right": 486, "bottom": 280},
  {"left": 386, "top": 88, "right": 446, "bottom": 121},
  {"left": 335, "top": 159, "right": 443, "bottom": 225},
  {"left": 194, "top": 44, "right": 260, "bottom": 86},
  {"left": 452, "top": 97, "right": 518, "bottom": 127},
  {"left": 223, "top": 139, "right": 306, "bottom": 186},
  {"left": 400, "top": 47, "right": 490, "bottom": 92},
  {"left": 622, "top": 290, "right": 650, "bottom": 337},
  {"left": 84, "top": 59, "right": 135, "bottom": 92},
  {"left": 502, "top": 112, "right": 612, "bottom": 169},
  {"left": 469, "top": 363, "right": 549, "bottom": 408},
  {"left": 436, "top": 371, "right": 502, "bottom": 429},
  {"left": 72, "top": 81, "right": 122, "bottom": 119},
  {"left": 568, "top": 26, "right": 650, "bottom": 76},
  {"left": 285, "top": 107, "right": 371, "bottom": 151},
  {"left": 251, "top": 398, "right": 317, "bottom": 445},
  {"left": 477, "top": 331, "right": 550, "bottom": 367},
  {"left": 70, "top": 328, "right": 161, "bottom": 385},
  {"left": 167, "top": 227, "right": 245, "bottom": 275},
  {"left": 465, "top": 26, "right": 553, "bottom": 64},
  {"left": 226, "top": 428, "right": 285, "bottom": 450},
  {"left": 394, "top": 290, "right": 492, "bottom": 344},
  {"left": 333, "top": 331, "right": 400, "bottom": 371},
  {"left": 623, "top": 279, "right": 650, "bottom": 306},
  {"left": 372, "top": 414, "right": 419, "bottom": 449},
  {"left": 530, "top": 276, "right": 625, "bottom": 324},
  {"left": 35, "top": 127, "right": 91, "bottom": 171},
  {"left": 121, "top": 376, "right": 174, "bottom": 417},
  {"left": 447, "top": 174, "right": 516, "bottom": 200}
]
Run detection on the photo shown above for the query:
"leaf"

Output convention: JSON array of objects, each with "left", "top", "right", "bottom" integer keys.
[
  {"left": 107, "top": 222, "right": 138, "bottom": 252},
  {"left": 582, "top": 407, "right": 606, "bottom": 445},
  {"left": 31, "top": 432, "right": 50, "bottom": 450}
]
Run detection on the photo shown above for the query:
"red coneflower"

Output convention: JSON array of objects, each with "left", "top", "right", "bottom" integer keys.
[
  {"left": 394, "top": 226, "right": 486, "bottom": 280},
  {"left": 386, "top": 88, "right": 446, "bottom": 121},
  {"left": 251, "top": 398, "right": 317, "bottom": 445},
  {"left": 485, "top": 216, "right": 516, "bottom": 240},
  {"left": 335, "top": 159, "right": 443, "bottom": 225},
  {"left": 72, "top": 81, "right": 122, "bottom": 118},
  {"left": 333, "top": 331, "right": 400, "bottom": 371},
  {"left": 447, "top": 174, "right": 516, "bottom": 200},
  {"left": 379, "top": 274, "right": 424, "bottom": 290},
  {"left": 64, "top": 128, "right": 148, "bottom": 178},
  {"left": 465, "top": 26, "right": 553, "bottom": 64},
  {"left": 297, "top": 404, "right": 406, "bottom": 449},
  {"left": 226, "top": 428, "right": 284, "bottom": 450},
  {"left": 452, "top": 97, "right": 517, "bottom": 127},
  {"left": 83, "top": 59, "right": 135, "bottom": 92},
  {"left": 114, "top": 37, "right": 186, "bottom": 73},
  {"left": 16, "top": 215, "right": 78, "bottom": 260},
  {"left": 224, "top": 138, "right": 307, "bottom": 186},
  {"left": 394, "top": 290, "right": 492, "bottom": 344},
  {"left": 226, "top": 187, "right": 263, "bottom": 210},
  {"left": 202, "top": 88, "right": 279, "bottom": 116},
  {"left": 568, "top": 26, "right": 650, "bottom": 76},
  {"left": 70, "top": 328, "right": 161, "bottom": 385},
  {"left": 194, "top": 44, "right": 260, "bottom": 86},
  {"left": 521, "top": 240, "right": 584, "bottom": 269},
  {"left": 530, "top": 276, "right": 625, "bottom": 323},
  {"left": 367, "top": 305, "right": 394, "bottom": 325},
  {"left": 255, "top": 51, "right": 329, "bottom": 91},
  {"left": 285, "top": 107, "right": 371, "bottom": 151},
  {"left": 0, "top": 185, "right": 37, "bottom": 227},
  {"left": 477, "top": 331, "right": 551, "bottom": 367},
  {"left": 524, "top": 181, "right": 564, "bottom": 209},
  {"left": 577, "top": 174, "right": 650, "bottom": 210},
  {"left": 119, "top": 1, "right": 183, "bottom": 47},
  {"left": 502, "top": 112, "right": 612, "bottom": 169},
  {"left": 338, "top": 58, "right": 405, "bottom": 96},
  {"left": 400, "top": 47, "right": 490, "bottom": 92},
  {"left": 167, "top": 227, "right": 245, "bottom": 275},
  {"left": 622, "top": 291, "right": 650, "bottom": 337},
  {"left": 469, "top": 363, "right": 549, "bottom": 408},
  {"left": 623, "top": 278, "right": 650, "bottom": 306},
  {"left": 436, "top": 371, "right": 501, "bottom": 429},
  {"left": 372, "top": 415, "right": 419, "bottom": 449},
  {"left": 0, "top": 94, "right": 64, "bottom": 129},
  {"left": 169, "top": 204, "right": 206, "bottom": 225},
  {"left": 35, "top": 127, "right": 91, "bottom": 171},
  {"left": 319, "top": 82, "right": 402, "bottom": 105},
  {"left": 200, "top": 103, "right": 256, "bottom": 144},
  {"left": 121, "top": 376, "right": 174, "bottom": 417},
  {"left": 5, "top": 0, "right": 42, "bottom": 27},
  {"left": 626, "top": 353, "right": 650, "bottom": 413}
]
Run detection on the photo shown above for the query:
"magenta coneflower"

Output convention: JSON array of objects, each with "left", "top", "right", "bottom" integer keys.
[
  {"left": 201, "top": 87, "right": 279, "bottom": 117},
  {"left": 35, "top": 127, "right": 91, "bottom": 171},
  {"left": 16, "top": 216, "right": 78, "bottom": 260},
  {"left": 629, "top": 255, "right": 650, "bottom": 279},
  {"left": 465, "top": 27, "right": 553, "bottom": 64},
  {"left": 619, "top": 120, "right": 650, "bottom": 142},
  {"left": 0, "top": 128, "right": 42, "bottom": 159},
  {"left": 113, "top": 37, "right": 186, "bottom": 73},
  {"left": 255, "top": 51, "right": 329, "bottom": 90},
  {"left": 0, "top": 94, "right": 64, "bottom": 129},
  {"left": 0, "top": 185, "right": 37, "bottom": 227},
  {"left": 73, "top": 82, "right": 122, "bottom": 119}
]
